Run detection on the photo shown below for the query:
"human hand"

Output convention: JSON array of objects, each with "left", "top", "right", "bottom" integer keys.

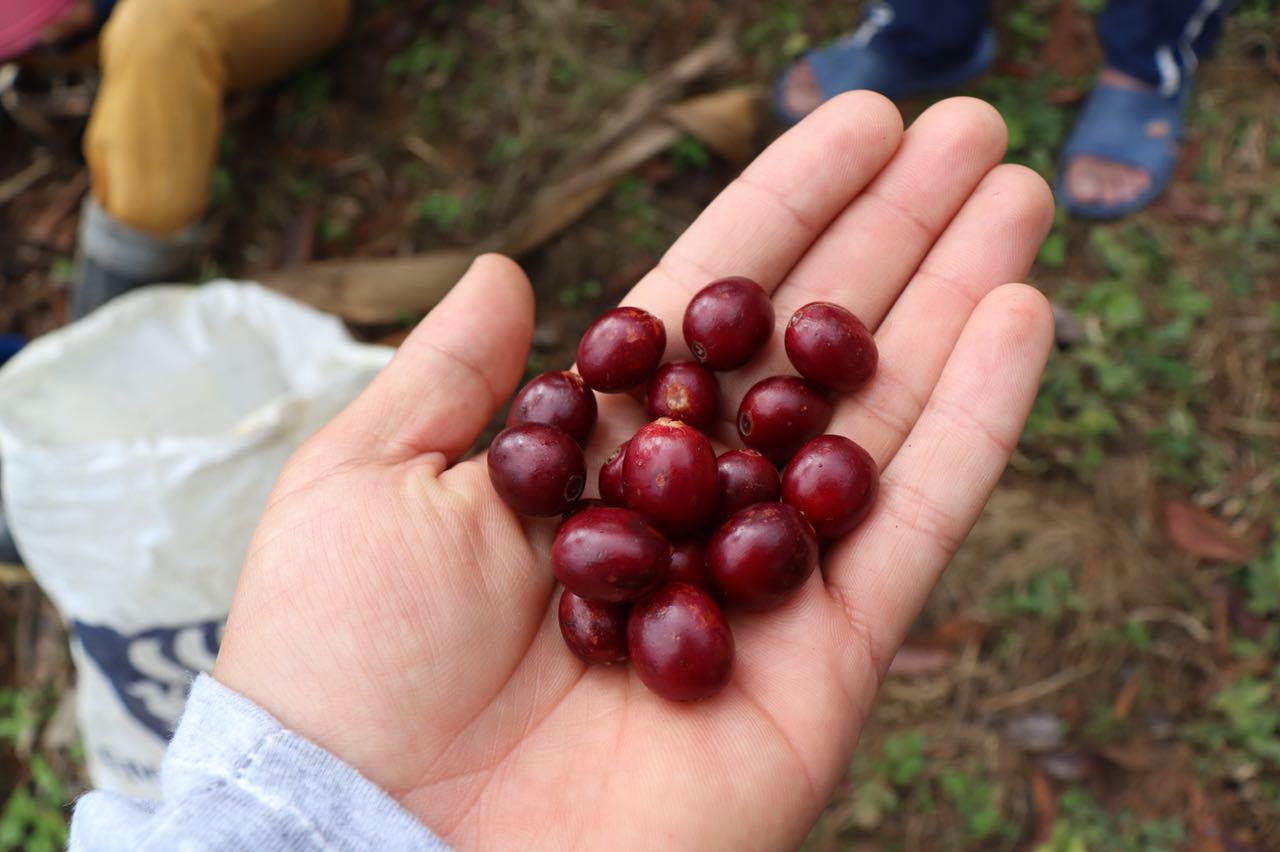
[{"left": 213, "top": 93, "right": 1055, "bottom": 850}]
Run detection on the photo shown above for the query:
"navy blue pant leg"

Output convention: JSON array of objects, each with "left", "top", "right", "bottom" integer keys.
[
  {"left": 868, "top": 0, "right": 988, "bottom": 68},
  {"left": 1097, "top": 0, "right": 1232, "bottom": 94}
]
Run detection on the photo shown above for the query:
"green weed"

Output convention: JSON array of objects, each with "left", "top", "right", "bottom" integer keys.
[
  {"left": 418, "top": 191, "right": 468, "bottom": 232},
  {"left": 987, "top": 567, "right": 1085, "bottom": 623},
  {"left": 557, "top": 279, "right": 603, "bottom": 308},
  {"left": 670, "top": 135, "right": 711, "bottom": 172},
  {"left": 0, "top": 688, "right": 70, "bottom": 851},
  {"left": 611, "top": 176, "right": 667, "bottom": 254},
  {"left": 1036, "top": 786, "right": 1184, "bottom": 852},
  {"left": 973, "top": 75, "right": 1070, "bottom": 177},
  {"left": 939, "top": 769, "right": 1014, "bottom": 843},
  {"left": 1021, "top": 225, "right": 1229, "bottom": 484},
  {"left": 385, "top": 35, "right": 461, "bottom": 84}
]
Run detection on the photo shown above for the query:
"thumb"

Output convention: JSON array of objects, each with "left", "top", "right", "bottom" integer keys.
[{"left": 328, "top": 253, "right": 534, "bottom": 467}]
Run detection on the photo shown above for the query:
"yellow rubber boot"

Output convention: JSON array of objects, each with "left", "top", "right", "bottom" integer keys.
[{"left": 83, "top": 0, "right": 349, "bottom": 239}]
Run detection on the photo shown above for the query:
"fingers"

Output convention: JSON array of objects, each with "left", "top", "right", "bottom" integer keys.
[
  {"left": 622, "top": 91, "right": 905, "bottom": 340},
  {"left": 717, "top": 98, "right": 1011, "bottom": 404},
  {"left": 832, "top": 163, "right": 1055, "bottom": 464},
  {"left": 824, "top": 285, "right": 1055, "bottom": 679},
  {"left": 327, "top": 254, "right": 535, "bottom": 467}
]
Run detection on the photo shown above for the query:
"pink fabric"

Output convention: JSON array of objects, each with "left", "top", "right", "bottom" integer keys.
[{"left": 0, "top": 0, "right": 73, "bottom": 61}]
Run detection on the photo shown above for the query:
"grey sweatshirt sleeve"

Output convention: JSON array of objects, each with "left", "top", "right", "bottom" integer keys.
[{"left": 68, "top": 674, "right": 451, "bottom": 851}]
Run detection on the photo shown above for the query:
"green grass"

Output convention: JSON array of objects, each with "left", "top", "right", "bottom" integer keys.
[
  {"left": 0, "top": 688, "right": 71, "bottom": 852},
  {"left": 1036, "top": 787, "right": 1185, "bottom": 852}
]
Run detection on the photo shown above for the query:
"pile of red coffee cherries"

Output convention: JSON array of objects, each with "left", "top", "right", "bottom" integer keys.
[{"left": 487, "top": 276, "right": 879, "bottom": 702}]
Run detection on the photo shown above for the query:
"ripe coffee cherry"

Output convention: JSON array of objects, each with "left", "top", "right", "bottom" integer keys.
[
  {"left": 682, "top": 276, "right": 774, "bottom": 370},
  {"left": 558, "top": 589, "right": 630, "bottom": 665},
  {"left": 716, "top": 449, "right": 781, "bottom": 521},
  {"left": 781, "top": 435, "right": 879, "bottom": 539},
  {"left": 628, "top": 583, "right": 734, "bottom": 701},
  {"left": 708, "top": 502, "right": 818, "bottom": 612},
  {"left": 552, "top": 507, "right": 670, "bottom": 602},
  {"left": 576, "top": 307, "right": 667, "bottom": 392},
  {"left": 488, "top": 423, "right": 585, "bottom": 516},
  {"left": 599, "top": 440, "right": 630, "bottom": 506},
  {"left": 623, "top": 418, "right": 719, "bottom": 536},
  {"left": 737, "top": 376, "right": 833, "bottom": 463},
  {"left": 785, "top": 302, "right": 878, "bottom": 392},
  {"left": 646, "top": 361, "right": 719, "bottom": 432},
  {"left": 506, "top": 371, "right": 598, "bottom": 445},
  {"left": 667, "top": 540, "right": 712, "bottom": 589}
]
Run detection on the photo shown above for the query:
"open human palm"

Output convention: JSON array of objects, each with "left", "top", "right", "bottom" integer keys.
[{"left": 213, "top": 94, "right": 1056, "bottom": 850}]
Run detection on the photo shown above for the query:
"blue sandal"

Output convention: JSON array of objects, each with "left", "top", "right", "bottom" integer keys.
[
  {"left": 1055, "top": 81, "right": 1190, "bottom": 219},
  {"left": 773, "top": 26, "right": 997, "bottom": 125}
]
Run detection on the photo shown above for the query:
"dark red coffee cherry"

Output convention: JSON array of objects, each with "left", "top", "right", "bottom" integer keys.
[
  {"left": 646, "top": 361, "right": 719, "bottom": 432},
  {"left": 716, "top": 449, "right": 781, "bottom": 521},
  {"left": 667, "top": 540, "right": 712, "bottom": 589},
  {"left": 736, "top": 376, "right": 833, "bottom": 463},
  {"left": 781, "top": 435, "right": 879, "bottom": 539},
  {"left": 785, "top": 302, "right": 878, "bottom": 392},
  {"left": 599, "top": 440, "right": 630, "bottom": 506},
  {"left": 552, "top": 507, "right": 670, "bottom": 602},
  {"left": 707, "top": 502, "right": 818, "bottom": 612},
  {"left": 488, "top": 423, "right": 585, "bottom": 516},
  {"left": 506, "top": 371, "right": 598, "bottom": 445},
  {"left": 623, "top": 418, "right": 718, "bottom": 536},
  {"left": 558, "top": 589, "right": 629, "bottom": 665},
  {"left": 682, "top": 276, "right": 775, "bottom": 370},
  {"left": 576, "top": 307, "right": 667, "bottom": 393},
  {"left": 628, "top": 583, "right": 734, "bottom": 701}
]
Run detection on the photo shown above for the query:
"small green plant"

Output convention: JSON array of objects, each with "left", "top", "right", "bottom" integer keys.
[
  {"left": 611, "top": 176, "right": 667, "bottom": 254},
  {"left": 670, "top": 135, "right": 710, "bottom": 172},
  {"left": 485, "top": 134, "right": 525, "bottom": 166},
  {"left": 1036, "top": 786, "right": 1184, "bottom": 852},
  {"left": 988, "top": 567, "right": 1085, "bottom": 623},
  {"left": 418, "top": 191, "right": 467, "bottom": 232},
  {"left": 881, "top": 731, "right": 926, "bottom": 786},
  {"left": 830, "top": 730, "right": 931, "bottom": 834},
  {"left": 275, "top": 66, "right": 332, "bottom": 136},
  {"left": 1189, "top": 674, "right": 1280, "bottom": 767},
  {"left": 1242, "top": 522, "right": 1280, "bottom": 615},
  {"left": 0, "top": 688, "right": 71, "bottom": 851},
  {"left": 0, "top": 754, "right": 69, "bottom": 852},
  {"left": 741, "top": 7, "right": 807, "bottom": 60},
  {"left": 973, "top": 75, "right": 1069, "bottom": 176},
  {"left": 939, "top": 769, "right": 1013, "bottom": 843},
  {"left": 557, "top": 279, "right": 603, "bottom": 308},
  {"left": 1021, "top": 224, "right": 1228, "bottom": 485},
  {"left": 385, "top": 35, "right": 460, "bottom": 83}
]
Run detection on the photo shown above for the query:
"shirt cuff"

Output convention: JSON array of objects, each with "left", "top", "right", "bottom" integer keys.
[{"left": 70, "top": 673, "right": 451, "bottom": 851}]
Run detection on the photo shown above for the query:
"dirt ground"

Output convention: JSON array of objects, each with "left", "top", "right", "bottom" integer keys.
[{"left": 1, "top": 1, "right": 1277, "bottom": 848}]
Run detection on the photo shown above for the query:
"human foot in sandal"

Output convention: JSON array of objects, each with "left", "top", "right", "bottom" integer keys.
[
  {"left": 1056, "top": 69, "right": 1189, "bottom": 219},
  {"left": 773, "top": 18, "right": 996, "bottom": 125}
]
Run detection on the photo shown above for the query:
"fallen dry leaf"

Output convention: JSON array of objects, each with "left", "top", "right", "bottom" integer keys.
[
  {"left": 887, "top": 645, "right": 954, "bottom": 677},
  {"left": 1163, "top": 501, "right": 1256, "bottom": 563},
  {"left": 1112, "top": 674, "right": 1140, "bottom": 719},
  {"left": 259, "top": 252, "right": 474, "bottom": 325},
  {"left": 664, "top": 87, "right": 761, "bottom": 165},
  {"left": 1030, "top": 769, "right": 1056, "bottom": 846}
]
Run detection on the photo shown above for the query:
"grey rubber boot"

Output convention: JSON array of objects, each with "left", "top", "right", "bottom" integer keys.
[{"left": 73, "top": 199, "right": 205, "bottom": 320}]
